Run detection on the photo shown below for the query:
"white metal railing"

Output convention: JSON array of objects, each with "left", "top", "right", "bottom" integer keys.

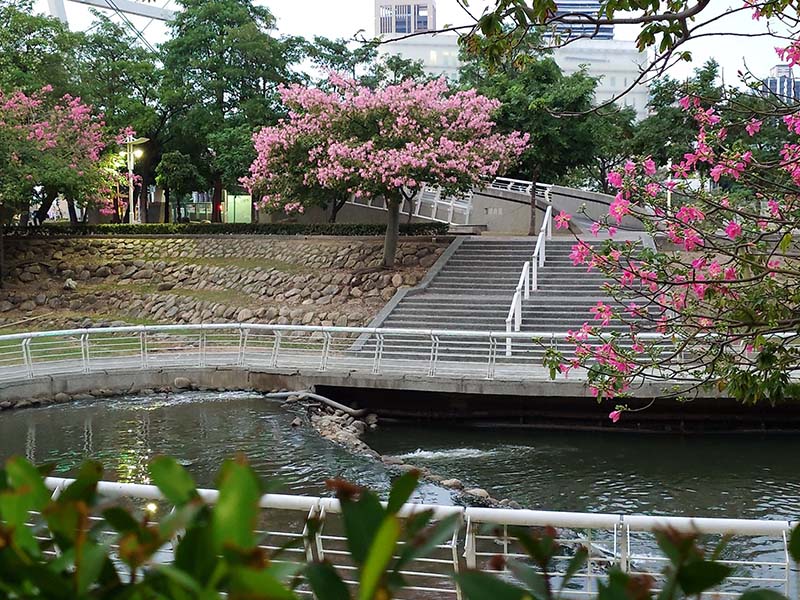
[
  {"left": 504, "top": 203, "right": 553, "bottom": 356},
  {"left": 0, "top": 323, "right": 683, "bottom": 384},
  {"left": 487, "top": 177, "right": 552, "bottom": 198},
  {"left": 348, "top": 184, "right": 473, "bottom": 226},
  {"left": 39, "top": 477, "right": 799, "bottom": 598}
]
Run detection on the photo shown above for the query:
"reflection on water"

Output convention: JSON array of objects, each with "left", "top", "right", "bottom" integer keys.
[
  {"left": 0, "top": 391, "right": 450, "bottom": 505},
  {"left": 368, "top": 424, "right": 800, "bottom": 521}
]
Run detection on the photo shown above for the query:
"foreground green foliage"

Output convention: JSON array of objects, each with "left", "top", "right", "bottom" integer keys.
[
  {"left": 2, "top": 222, "right": 450, "bottom": 238},
  {"left": 0, "top": 456, "right": 798, "bottom": 599}
]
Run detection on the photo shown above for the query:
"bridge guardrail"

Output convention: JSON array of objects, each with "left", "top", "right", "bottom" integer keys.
[{"left": 39, "top": 476, "right": 799, "bottom": 599}]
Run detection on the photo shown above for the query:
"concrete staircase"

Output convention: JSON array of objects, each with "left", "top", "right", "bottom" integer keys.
[{"left": 371, "top": 236, "right": 661, "bottom": 364}]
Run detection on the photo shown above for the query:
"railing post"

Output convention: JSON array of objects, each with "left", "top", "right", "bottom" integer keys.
[
  {"left": 486, "top": 336, "right": 497, "bottom": 380},
  {"left": 22, "top": 338, "right": 33, "bottom": 379},
  {"left": 505, "top": 319, "right": 512, "bottom": 357},
  {"left": 139, "top": 330, "right": 148, "bottom": 369},
  {"left": 238, "top": 327, "right": 249, "bottom": 367},
  {"left": 198, "top": 330, "right": 207, "bottom": 367},
  {"left": 464, "top": 517, "right": 477, "bottom": 569},
  {"left": 270, "top": 331, "right": 282, "bottom": 368},
  {"left": 428, "top": 334, "right": 440, "bottom": 376},
  {"left": 531, "top": 259, "right": 538, "bottom": 292},
  {"left": 372, "top": 332, "right": 385, "bottom": 375},
  {"left": 80, "top": 333, "right": 90, "bottom": 373},
  {"left": 545, "top": 189, "right": 553, "bottom": 240},
  {"left": 319, "top": 331, "right": 332, "bottom": 371},
  {"left": 618, "top": 520, "right": 629, "bottom": 572},
  {"left": 514, "top": 295, "right": 522, "bottom": 332}
]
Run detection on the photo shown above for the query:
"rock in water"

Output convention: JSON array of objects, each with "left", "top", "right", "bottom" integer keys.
[{"left": 173, "top": 377, "right": 192, "bottom": 390}]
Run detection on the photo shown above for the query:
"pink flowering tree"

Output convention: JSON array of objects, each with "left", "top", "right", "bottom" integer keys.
[
  {"left": 542, "top": 41, "right": 800, "bottom": 407},
  {"left": 243, "top": 75, "right": 528, "bottom": 267},
  {"left": 0, "top": 86, "right": 112, "bottom": 225}
]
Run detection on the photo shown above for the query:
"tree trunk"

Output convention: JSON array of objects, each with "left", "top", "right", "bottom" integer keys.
[
  {"left": 329, "top": 196, "right": 348, "bottom": 223},
  {"left": 211, "top": 177, "right": 223, "bottom": 222},
  {"left": 406, "top": 195, "right": 415, "bottom": 225},
  {"left": 163, "top": 188, "right": 170, "bottom": 223},
  {"left": 19, "top": 199, "right": 30, "bottom": 227},
  {"left": 33, "top": 189, "right": 58, "bottom": 224},
  {"left": 382, "top": 197, "right": 400, "bottom": 269},
  {"left": 66, "top": 198, "right": 79, "bottom": 225},
  {"left": 528, "top": 164, "right": 541, "bottom": 236}
]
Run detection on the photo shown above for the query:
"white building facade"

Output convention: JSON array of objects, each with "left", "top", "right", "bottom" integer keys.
[
  {"left": 553, "top": 39, "right": 651, "bottom": 121},
  {"left": 374, "top": 0, "right": 460, "bottom": 79}
]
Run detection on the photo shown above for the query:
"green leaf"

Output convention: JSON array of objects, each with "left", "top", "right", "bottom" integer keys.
[
  {"left": 6, "top": 456, "right": 51, "bottom": 509},
  {"left": 0, "top": 491, "right": 41, "bottom": 557},
  {"left": 102, "top": 506, "right": 140, "bottom": 533},
  {"left": 559, "top": 546, "right": 588, "bottom": 591},
  {"left": 386, "top": 470, "right": 419, "bottom": 515},
  {"left": 789, "top": 524, "right": 800, "bottom": 562},
  {"left": 340, "top": 490, "right": 385, "bottom": 565},
  {"left": 358, "top": 515, "right": 401, "bottom": 600},
  {"left": 229, "top": 567, "right": 297, "bottom": 599},
  {"left": 306, "top": 562, "right": 350, "bottom": 600},
  {"left": 58, "top": 461, "right": 103, "bottom": 504},
  {"left": 396, "top": 513, "right": 459, "bottom": 569},
  {"left": 677, "top": 560, "right": 732, "bottom": 595},
  {"left": 76, "top": 541, "right": 111, "bottom": 596},
  {"left": 456, "top": 571, "right": 529, "bottom": 600},
  {"left": 212, "top": 459, "right": 261, "bottom": 552},
  {"left": 507, "top": 559, "right": 549, "bottom": 600},
  {"left": 150, "top": 456, "right": 198, "bottom": 506},
  {"left": 175, "top": 508, "right": 218, "bottom": 585}
]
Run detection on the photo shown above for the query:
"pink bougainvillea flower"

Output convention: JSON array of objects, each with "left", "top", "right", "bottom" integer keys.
[{"left": 609, "top": 410, "right": 622, "bottom": 423}]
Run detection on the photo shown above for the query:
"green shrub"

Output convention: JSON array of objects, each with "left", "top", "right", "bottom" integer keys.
[{"left": 2, "top": 221, "right": 450, "bottom": 237}]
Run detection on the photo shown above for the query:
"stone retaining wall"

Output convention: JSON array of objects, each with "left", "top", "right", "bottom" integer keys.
[{"left": 0, "top": 236, "right": 448, "bottom": 329}]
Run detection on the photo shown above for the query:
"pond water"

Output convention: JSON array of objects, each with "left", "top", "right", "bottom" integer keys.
[
  {"left": 0, "top": 391, "right": 449, "bottom": 505},
  {"left": 1, "top": 391, "right": 798, "bottom": 523}
]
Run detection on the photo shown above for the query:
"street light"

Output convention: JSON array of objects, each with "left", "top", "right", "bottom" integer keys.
[{"left": 122, "top": 135, "right": 149, "bottom": 223}]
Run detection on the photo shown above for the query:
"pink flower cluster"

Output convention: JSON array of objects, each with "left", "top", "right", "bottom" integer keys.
[{"left": 243, "top": 76, "right": 528, "bottom": 213}]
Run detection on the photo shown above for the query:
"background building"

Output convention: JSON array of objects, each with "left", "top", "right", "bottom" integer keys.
[
  {"left": 762, "top": 64, "right": 800, "bottom": 102},
  {"left": 551, "top": 0, "right": 614, "bottom": 40},
  {"left": 553, "top": 39, "right": 650, "bottom": 120},
  {"left": 374, "top": 0, "right": 460, "bottom": 79}
]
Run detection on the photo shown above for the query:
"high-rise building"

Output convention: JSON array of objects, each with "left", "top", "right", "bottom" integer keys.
[
  {"left": 374, "top": 1, "right": 460, "bottom": 79},
  {"left": 375, "top": 1, "right": 436, "bottom": 37},
  {"left": 552, "top": 1, "right": 614, "bottom": 40},
  {"left": 762, "top": 64, "right": 800, "bottom": 102}
]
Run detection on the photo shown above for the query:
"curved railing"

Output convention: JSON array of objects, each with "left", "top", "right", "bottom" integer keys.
[
  {"left": 39, "top": 476, "right": 798, "bottom": 598},
  {"left": 0, "top": 323, "right": 683, "bottom": 383}
]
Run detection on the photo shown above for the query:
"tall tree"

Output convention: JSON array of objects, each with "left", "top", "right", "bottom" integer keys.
[
  {"left": 77, "top": 15, "right": 177, "bottom": 223},
  {"left": 162, "top": 0, "right": 304, "bottom": 222},
  {"left": 155, "top": 150, "right": 206, "bottom": 222},
  {"left": 244, "top": 76, "right": 528, "bottom": 267},
  {"left": 460, "top": 33, "right": 597, "bottom": 233},
  {"left": 0, "top": 0, "right": 80, "bottom": 96}
]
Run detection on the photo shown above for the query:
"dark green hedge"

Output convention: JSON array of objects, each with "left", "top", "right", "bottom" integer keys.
[{"left": 2, "top": 221, "right": 450, "bottom": 237}]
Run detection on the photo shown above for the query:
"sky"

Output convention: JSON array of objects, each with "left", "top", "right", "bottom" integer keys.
[{"left": 34, "top": 0, "right": 789, "bottom": 84}]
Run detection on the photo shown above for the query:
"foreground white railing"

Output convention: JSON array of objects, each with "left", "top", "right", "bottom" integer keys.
[
  {"left": 0, "top": 323, "right": 685, "bottom": 383},
  {"left": 504, "top": 204, "right": 553, "bottom": 356},
  {"left": 40, "top": 477, "right": 799, "bottom": 598}
]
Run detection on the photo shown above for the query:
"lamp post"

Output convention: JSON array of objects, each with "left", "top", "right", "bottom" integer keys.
[{"left": 122, "top": 135, "right": 149, "bottom": 223}]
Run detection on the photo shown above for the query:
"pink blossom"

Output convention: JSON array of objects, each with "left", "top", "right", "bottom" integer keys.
[
  {"left": 606, "top": 171, "right": 623, "bottom": 188},
  {"left": 725, "top": 221, "right": 742, "bottom": 240},
  {"left": 643, "top": 157, "right": 657, "bottom": 176},
  {"left": 554, "top": 210, "right": 571, "bottom": 229},
  {"left": 745, "top": 119, "right": 762, "bottom": 136},
  {"left": 608, "top": 410, "right": 622, "bottom": 423},
  {"left": 609, "top": 194, "right": 631, "bottom": 224}
]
